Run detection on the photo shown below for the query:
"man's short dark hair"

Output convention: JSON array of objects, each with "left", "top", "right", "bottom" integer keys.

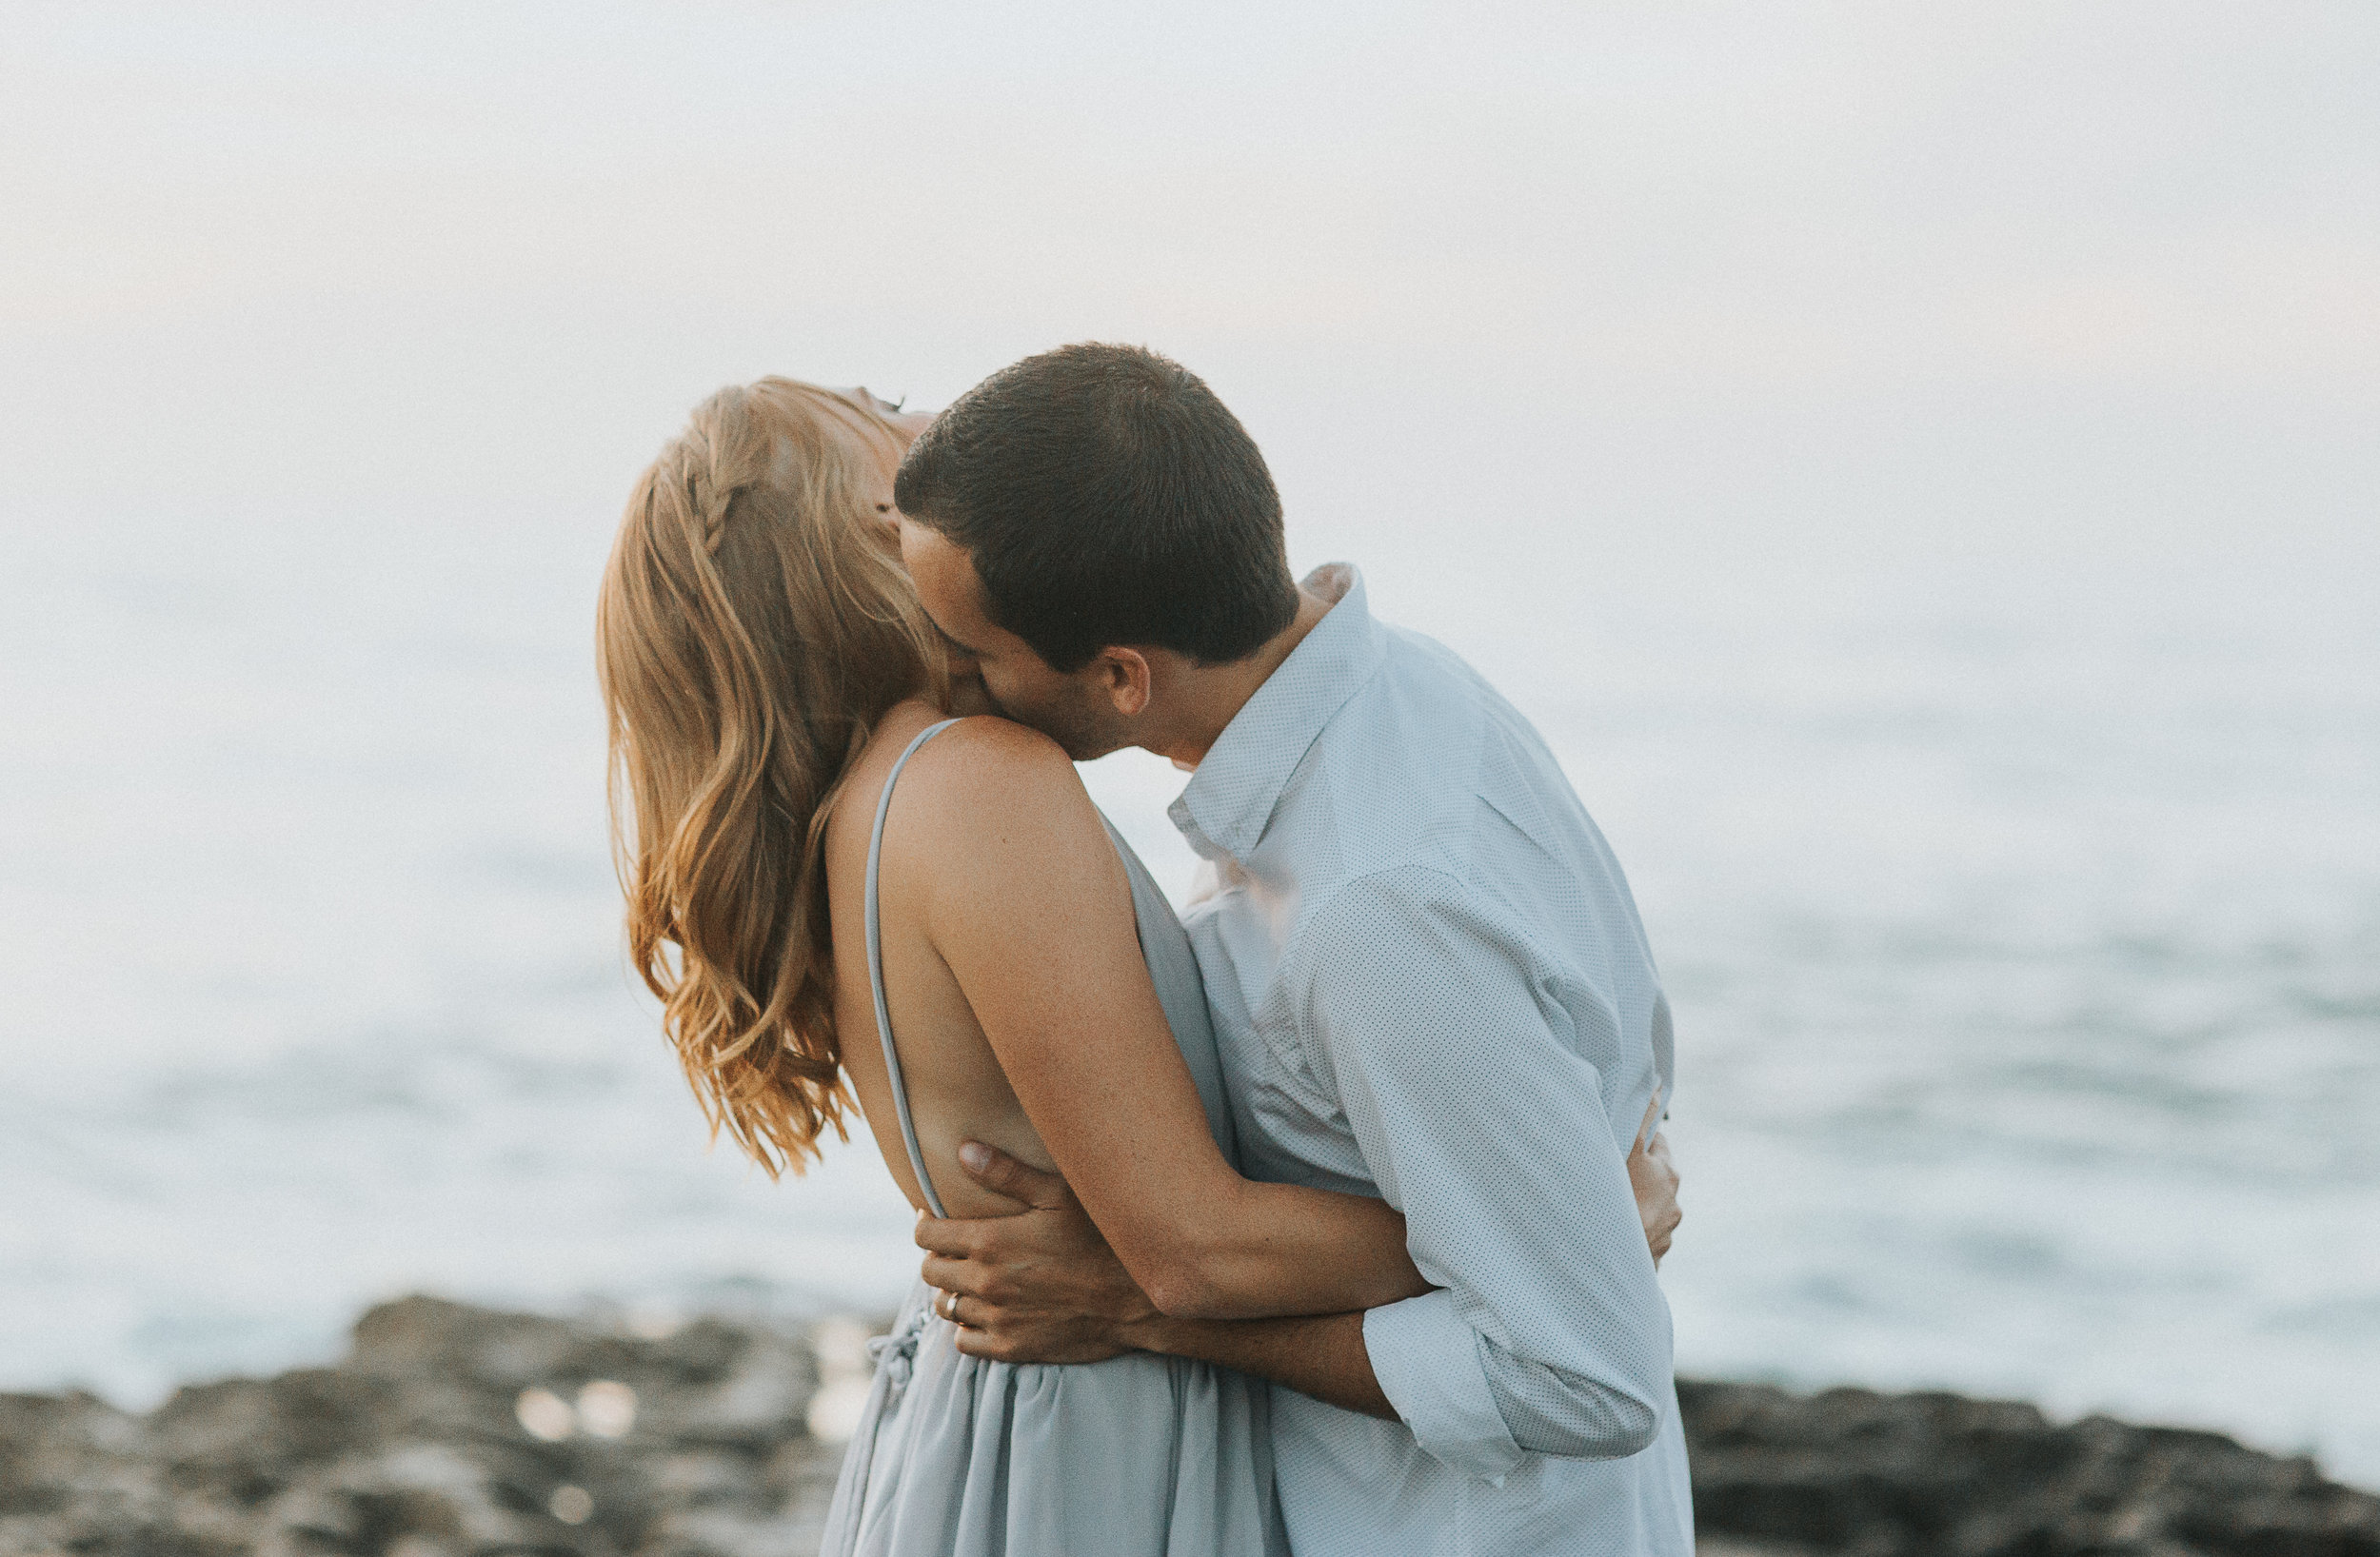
[{"left": 894, "top": 343, "right": 1298, "bottom": 673}]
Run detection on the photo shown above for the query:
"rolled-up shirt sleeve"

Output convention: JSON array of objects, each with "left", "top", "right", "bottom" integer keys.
[{"left": 1295, "top": 865, "right": 1672, "bottom": 1480}]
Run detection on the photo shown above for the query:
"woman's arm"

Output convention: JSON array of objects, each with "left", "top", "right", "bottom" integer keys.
[
  {"left": 922, "top": 1105, "right": 1679, "bottom": 1386},
  {"left": 888, "top": 718, "right": 1429, "bottom": 1321}
]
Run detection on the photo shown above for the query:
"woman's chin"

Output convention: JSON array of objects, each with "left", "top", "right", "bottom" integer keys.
[{"left": 946, "top": 678, "right": 998, "bottom": 719}]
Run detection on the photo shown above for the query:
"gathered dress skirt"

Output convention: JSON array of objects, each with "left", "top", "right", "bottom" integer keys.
[{"left": 819, "top": 1279, "right": 1289, "bottom": 1556}]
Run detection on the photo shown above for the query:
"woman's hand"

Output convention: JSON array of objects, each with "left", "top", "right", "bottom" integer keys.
[{"left": 1629, "top": 1097, "right": 1681, "bottom": 1268}]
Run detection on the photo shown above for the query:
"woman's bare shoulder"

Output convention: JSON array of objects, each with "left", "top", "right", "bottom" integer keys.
[
  {"left": 883, "top": 716, "right": 1122, "bottom": 901},
  {"left": 893, "top": 715, "right": 1090, "bottom": 820}
]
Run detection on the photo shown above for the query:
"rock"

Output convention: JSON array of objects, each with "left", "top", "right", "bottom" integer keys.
[
  {"left": 0, "top": 1297, "right": 831, "bottom": 1557},
  {"left": 7, "top": 1303, "right": 2372, "bottom": 1556},
  {"left": 0, "top": 1389, "right": 147, "bottom": 1516},
  {"left": 150, "top": 1370, "right": 399, "bottom": 1507},
  {"left": 1677, "top": 1380, "right": 2380, "bottom": 1557}
]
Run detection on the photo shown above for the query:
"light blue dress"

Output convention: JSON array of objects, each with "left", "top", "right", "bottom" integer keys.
[{"left": 818, "top": 719, "right": 1290, "bottom": 1557}]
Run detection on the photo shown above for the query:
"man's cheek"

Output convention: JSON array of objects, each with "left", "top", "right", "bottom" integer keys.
[{"left": 982, "top": 671, "right": 1028, "bottom": 714}]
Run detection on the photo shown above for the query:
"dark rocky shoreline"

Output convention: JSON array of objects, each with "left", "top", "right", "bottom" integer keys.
[
  {"left": 1680, "top": 1380, "right": 2376, "bottom": 1557},
  {"left": 3, "top": 1296, "right": 2370, "bottom": 1557}
]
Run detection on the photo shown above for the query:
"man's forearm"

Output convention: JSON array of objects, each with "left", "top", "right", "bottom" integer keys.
[{"left": 1126, "top": 1310, "right": 1397, "bottom": 1420}]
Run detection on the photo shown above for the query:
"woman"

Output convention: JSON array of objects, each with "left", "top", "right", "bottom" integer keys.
[{"left": 597, "top": 379, "right": 1676, "bottom": 1555}]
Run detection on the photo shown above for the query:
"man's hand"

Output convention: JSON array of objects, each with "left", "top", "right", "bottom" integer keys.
[
  {"left": 915, "top": 1142, "right": 1161, "bottom": 1364},
  {"left": 1629, "top": 1097, "right": 1681, "bottom": 1268}
]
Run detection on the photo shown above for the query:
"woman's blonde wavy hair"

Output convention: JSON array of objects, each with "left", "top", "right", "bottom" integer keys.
[{"left": 597, "top": 378, "right": 944, "bottom": 1175}]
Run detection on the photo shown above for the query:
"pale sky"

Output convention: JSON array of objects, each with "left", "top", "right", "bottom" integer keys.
[{"left": 5, "top": 0, "right": 2373, "bottom": 579}]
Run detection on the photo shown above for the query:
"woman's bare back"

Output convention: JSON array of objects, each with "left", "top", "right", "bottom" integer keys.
[
  {"left": 824, "top": 699, "right": 1098, "bottom": 1220},
  {"left": 822, "top": 699, "right": 1411, "bottom": 1327},
  {"left": 816, "top": 701, "right": 1290, "bottom": 1557}
]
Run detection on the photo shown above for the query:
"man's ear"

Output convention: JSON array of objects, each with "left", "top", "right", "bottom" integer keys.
[{"left": 1092, "top": 647, "right": 1152, "bottom": 718}]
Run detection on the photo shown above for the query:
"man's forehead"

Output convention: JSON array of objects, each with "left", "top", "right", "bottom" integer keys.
[{"left": 900, "top": 520, "right": 998, "bottom": 647}]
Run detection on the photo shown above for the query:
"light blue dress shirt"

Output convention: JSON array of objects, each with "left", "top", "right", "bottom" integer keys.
[{"left": 1173, "top": 565, "right": 1695, "bottom": 1557}]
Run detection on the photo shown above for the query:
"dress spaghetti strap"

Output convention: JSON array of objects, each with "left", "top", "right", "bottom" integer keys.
[{"left": 863, "top": 718, "right": 962, "bottom": 1218}]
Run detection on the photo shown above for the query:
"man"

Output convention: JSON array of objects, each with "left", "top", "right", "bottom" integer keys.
[{"left": 895, "top": 343, "right": 1692, "bottom": 1555}]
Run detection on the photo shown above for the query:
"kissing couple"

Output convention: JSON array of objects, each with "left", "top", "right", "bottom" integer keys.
[{"left": 598, "top": 345, "right": 1692, "bottom": 1556}]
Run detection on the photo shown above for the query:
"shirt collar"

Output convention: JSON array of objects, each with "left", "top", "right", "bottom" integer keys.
[{"left": 1168, "top": 562, "right": 1385, "bottom": 865}]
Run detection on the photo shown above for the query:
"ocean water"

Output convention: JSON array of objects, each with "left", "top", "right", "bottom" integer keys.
[{"left": 2, "top": 496, "right": 2373, "bottom": 1488}]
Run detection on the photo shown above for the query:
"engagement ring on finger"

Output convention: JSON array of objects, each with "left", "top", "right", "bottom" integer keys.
[{"left": 940, "top": 1291, "right": 958, "bottom": 1322}]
